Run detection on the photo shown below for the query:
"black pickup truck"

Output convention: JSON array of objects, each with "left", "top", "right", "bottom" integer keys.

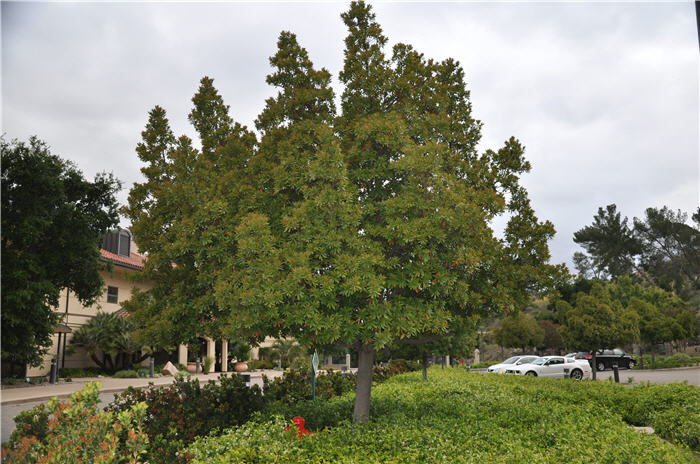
[{"left": 574, "top": 349, "right": 636, "bottom": 371}]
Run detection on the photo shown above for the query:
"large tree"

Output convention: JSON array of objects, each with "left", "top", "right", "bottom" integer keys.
[
  {"left": 1, "top": 137, "right": 120, "bottom": 369},
  {"left": 125, "top": 2, "right": 563, "bottom": 423}
]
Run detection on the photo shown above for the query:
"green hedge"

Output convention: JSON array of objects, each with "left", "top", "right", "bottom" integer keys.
[
  {"left": 633, "top": 353, "right": 700, "bottom": 370},
  {"left": 187, "top": 369, "right": 699, "bottom": 463}
]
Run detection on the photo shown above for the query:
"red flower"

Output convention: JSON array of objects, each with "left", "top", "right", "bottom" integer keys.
[{"left": 285, "top": 416, "right": 313, "bottom": 438}]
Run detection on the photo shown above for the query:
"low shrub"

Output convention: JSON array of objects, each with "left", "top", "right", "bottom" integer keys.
[
  {"left": 264, "top": 368, "right": 356, "bottom": 403},
  {"left": 470, "top": 361, "right": 499, "bottom": 368},
  {"left": 372, "top": 359, "right": 421, "bottom": 382},
  {"left": 1, "top": 378, "right": 24, "bottom": 386},
  {"left": 202, "top": 356, "right": 214, "bottom": 374},
  {"left": 113, "top": 369, "right": 139, "bottom": 378},
  {"left": 187, "top": 370, "right": 697, "bottom": 463},
  {"left": 248, "top": 359, "right": 275, "bottom": 370},
  {"left": 2, "top": 382, "right": 148, "bottom": 464},
  {"left": 4, "top": 404, "right": 50, "bottom": 449},
  {"left": 651, "top": 409, "right": 700, "bottom": 450},
  {"left": 57, "top": 367, "right": 103, "bottom": 378},
  {"left": 264, "top": 361, "right": 417, "bottom": 405},
  {"left": 633, "top": 353, "right": 700, "bottom": 369},
  {"left": 107, "top": 373, "right": 267, "bottom": 464}
]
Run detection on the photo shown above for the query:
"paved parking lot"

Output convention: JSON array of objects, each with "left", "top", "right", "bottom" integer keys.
[{"left": 595, "top": 366, "right": 699, "bottom": 386}]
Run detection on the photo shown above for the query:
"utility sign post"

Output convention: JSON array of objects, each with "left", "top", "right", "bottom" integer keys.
[{"left": 311, "top": 351, "right": 319, "bottom": 402}]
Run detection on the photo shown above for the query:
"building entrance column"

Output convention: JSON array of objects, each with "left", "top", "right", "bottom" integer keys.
[{"left": 178, "top": 345, "right": 188, "bottom": 366}]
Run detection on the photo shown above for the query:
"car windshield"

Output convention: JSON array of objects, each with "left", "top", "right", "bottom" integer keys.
[
  {"left": 517, "top": 357, "right": 536, "bottom": 364},
  {"left": 502, "top": 357, "right": 520, "bottom": 364},
  {"left": 532, "top": 358, "right": 548, "bottom": 365}
]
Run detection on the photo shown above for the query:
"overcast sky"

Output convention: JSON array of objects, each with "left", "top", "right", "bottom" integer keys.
[{"left": 2, "top": 1, "right": 698, "bottom": 270}]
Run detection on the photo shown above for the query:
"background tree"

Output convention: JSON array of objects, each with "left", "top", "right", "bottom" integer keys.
[
  {"left": 573, "top": 204, "right": 699, "bottom": 302},
  {"left": 628, "top": 297, "right": 675, "bottom": 368},
  {"left": 536, "top": 319, "right": 565, "bottom": 354},
  {"left": 1, "top": 137, "right": 120, "bottom": 370},
  {"left": 634, "top": 207, "right": 700, "bottom": 300},
  {"left": 493, "top": 312, "right": 544, "bottom": 353},
  {"left": 605, "top": 277, "right": 697, "bottom": 367},
  {"left": 559, "top": 283, "right": 640, "bottom": 379},
  {"left": 573, "top": 204, "right": 643, "bottom": 279}
]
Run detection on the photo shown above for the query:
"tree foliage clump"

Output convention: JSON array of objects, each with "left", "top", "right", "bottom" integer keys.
[
  {"left": 493, "top": 312, "right": 544, "bottom": 352},
  {"left": 558, "top": 282, "right": 640, "bottom": 379},
  {"left": 1, "top": 137, "right": 120, "bottom": 368},
  {"left": 574, "top": 204, "right": 700, "bottom": 301},
  {"left": 124, "top": 1, "right": 564, "bottom": 423}
]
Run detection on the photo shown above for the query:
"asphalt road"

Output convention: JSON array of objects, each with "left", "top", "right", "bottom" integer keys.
[{"left": 595, "top": 366, "right": 699, "bottom": 385}]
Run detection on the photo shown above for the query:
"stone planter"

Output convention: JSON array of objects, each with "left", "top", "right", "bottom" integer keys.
[
  {"left": 186, "top": 362, "right": 197, "bottom": 374},
  {"left": 234, "top": 361, "right": 248, "bottom": 372}
]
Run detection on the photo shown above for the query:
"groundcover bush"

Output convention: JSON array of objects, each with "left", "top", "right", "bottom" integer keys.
[
  {"left": 106, "top": 373, "right": 266, "bottom": 464},
  {"left": 2, "top": 382, "right": 148, "bottom": 464},
  {"left": 187, "top": 369, "right": 698, "bottom": 463},
  {"left": 633, "top": 353, "right": 700, "bottom": 370}
]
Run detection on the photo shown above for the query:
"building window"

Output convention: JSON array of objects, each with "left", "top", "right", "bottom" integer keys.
[
  {"left": 118, "top": 230, "right": 130, "bottom": 257},
  {"left": 107, "top": 286, "right": 118, "bottom": 304}
]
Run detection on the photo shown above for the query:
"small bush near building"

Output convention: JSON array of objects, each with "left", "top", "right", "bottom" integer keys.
[
  {"left": 57, "top": 367, "right": 103, "bottom": 378},
  {"left": 2, "top": 382, "right": 148, "bottom": 464},
  {"left": 106, "top": 373, "right": 266, "bottom": 464},
  {"left": 248, "top": 359, "right": 275, "bottom": 370}
]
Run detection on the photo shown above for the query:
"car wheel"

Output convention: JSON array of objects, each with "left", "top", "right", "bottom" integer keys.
[
  {"left": 597, "top": 362, "right": 605, "bottom": 372},
  {"left": 571, "top": 369, "right": 583, "bottom": 380},
  {"left": 628, "top": 360, "right": 635, "bottom": 369},
  {"left": 525, "top": 371, "right": 537, "bottom": 377}
]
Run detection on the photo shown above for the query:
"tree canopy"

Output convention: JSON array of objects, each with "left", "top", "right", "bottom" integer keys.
[
  {"left": 124, "top": 1, "right": 563, "bottom": 423},
  {"left": 493, "top": 312, "right": 544, "bottom": 352},
  {"left": 574, "top": 204, "right": 700, "bottom": 301},
  {"left": 1, "top": 137, "right": 120, "bottom": 368},
  {"left": 558, "top": 282, "right": 640, "bottom": 379}
]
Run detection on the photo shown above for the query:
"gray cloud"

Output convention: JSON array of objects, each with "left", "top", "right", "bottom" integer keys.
[{"left": 2, "top": 1, "right": 697, "bottom": 271}]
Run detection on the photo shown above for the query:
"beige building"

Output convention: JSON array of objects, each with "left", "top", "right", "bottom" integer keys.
[{"left": 27, "top": 229, "right": 243, "bottom": 377}]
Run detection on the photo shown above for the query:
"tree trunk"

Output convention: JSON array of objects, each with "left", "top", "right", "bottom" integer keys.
[
  {"left": 591, "top": 351, "right": 597, "bottom": 381},
  {"left": 422, "top": 352, "right": 428, "bottom": 380},
  {"left": 353, "top": 341, "right": 374, "bottom": 424},
  {"left": 651, "top": 348, "right": 656, "bottom": 369},
  {"left": 90, "top": 353, "right": 106, "bottom": 371},
  {"left": 639, "top": 346, "right": 644, "bottom": 370}
]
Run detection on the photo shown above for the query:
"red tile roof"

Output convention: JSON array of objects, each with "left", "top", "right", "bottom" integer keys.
[{"left": 100, "top": 249, "right": 146, "bottom": 271}]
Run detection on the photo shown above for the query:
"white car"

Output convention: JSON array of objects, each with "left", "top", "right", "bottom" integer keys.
[
  {"left": 487, "top": 355, "right": 540, "bottom": 374},
  {"left": 507, "top": 355, "right": 592, "bottom": 380}
]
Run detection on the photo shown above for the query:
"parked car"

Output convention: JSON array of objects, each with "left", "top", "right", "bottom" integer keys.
[
  {"left": 578, "top": 349, "right": 636, "bottom": 371},
  {"left": 506, "top": 356, "right": 592, "bottom": 380},
  {"left": 487, "top": 355, "right": 539, "bottom": 374}
]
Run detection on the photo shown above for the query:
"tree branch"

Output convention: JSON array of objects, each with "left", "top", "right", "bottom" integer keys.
[{"left": 397, "top": 332, "right": 453, "bottom": 345}]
